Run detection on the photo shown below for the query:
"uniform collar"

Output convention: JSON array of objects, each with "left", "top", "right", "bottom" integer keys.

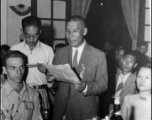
[{"left": 4, "top": 81, "right": 27, "bottom": 97}]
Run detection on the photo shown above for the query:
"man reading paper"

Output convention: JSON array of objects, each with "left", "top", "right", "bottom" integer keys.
[{"left": 48, "top": 15, "right": 108, "bottom": 120}]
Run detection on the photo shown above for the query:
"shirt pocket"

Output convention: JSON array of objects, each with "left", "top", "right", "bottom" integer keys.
[{"left": 24, "top": 101, "right": 34, "bottom": 111}]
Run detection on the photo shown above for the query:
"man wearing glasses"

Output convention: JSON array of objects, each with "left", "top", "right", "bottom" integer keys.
[{"left": 11, "top": 16, "right": 54, "bottom": 112}]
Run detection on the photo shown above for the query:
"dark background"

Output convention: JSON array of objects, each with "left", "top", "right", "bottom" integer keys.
[{"left": 85, "top": 0, "right": 132, "bottom": 50}]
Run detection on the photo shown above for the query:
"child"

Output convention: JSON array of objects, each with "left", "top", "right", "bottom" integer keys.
[
  {"left": 121, "top": 63, "right": 151, "bottom": 120},
  {"left": 114, "top": 50, "right": 138, "bottom": 104}
]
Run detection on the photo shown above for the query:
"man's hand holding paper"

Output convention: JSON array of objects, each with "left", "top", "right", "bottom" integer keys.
[
  {"left": 37, "top": 63, "right": 47, "bottom": 73},
  {"left": 46, "top": 72, "right": 55, "bottom": 83},
  {"left": 75, "top": 81, "right": 86, "bottom": 92},
  {"left": 42, "top": 64, "right": 80, "bottom": 84}
]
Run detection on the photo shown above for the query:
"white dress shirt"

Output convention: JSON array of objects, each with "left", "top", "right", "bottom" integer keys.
[
  {"left": 11, "top": 41, "right": 54, "bottom": 86},
  {"left": 72, "top": 40, "right": 87, "bottom": 93},
  {"left": 72, "top": 40, "right": 86, "bottom": 65},
  {"left": 115, "top": 72, "right": 131, "bottom": 97}
]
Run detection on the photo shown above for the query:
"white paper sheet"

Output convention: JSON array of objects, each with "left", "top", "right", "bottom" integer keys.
[{"left": 42, "top": 64, "right": 80, "bottom": 84}]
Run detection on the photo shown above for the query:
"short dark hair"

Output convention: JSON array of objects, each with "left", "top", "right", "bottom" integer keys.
[
  {"left": 116, "top": 46, "right": 125, "bottom": 52},
  {"left": 124, "top": 50, "right": 138, "bottom": 62},
  {"left": 1, "top": 44, "right": 10, "bottom": 52},
  {"left": 138, "top": 41, "right": 148, "bottom": 48},
  {"left": 55, "top": 43, "right": 65, "bottom": 49},
  {"left": 3, "top": 50, "right": 26, "bottom": 67},
  {"left": 67, "top": 15, "right": 86, "bottom": 27},
  {"left": 141, "top": 62, "right": 151, "bottom": 69},
  {"left": 138, "top": 62, "right": 151, "bottom": 74},
  {"left": 22, "top": 16, "right": 42, "bottom": 31}
]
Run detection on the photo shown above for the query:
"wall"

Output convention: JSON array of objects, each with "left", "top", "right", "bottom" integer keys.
[
  {"left": 145, "top": 0, "right": 151, "bottom": 57},
  {"left": 8, "top": 0, "right": 31, "bottom": 46},
  {"left": 1, "top": 0, "right": 31, "bottom": 46},
  {"left": 1, "top": 0, "right": 7, "bottom": 45}
]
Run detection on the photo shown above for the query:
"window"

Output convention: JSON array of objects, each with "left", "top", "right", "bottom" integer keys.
[
  {"left": 31, "top": 0, "right": 71, "bottom": 49},
  {"left": 144, "top": 0, "right": 151, "bottom": 57},
  {"left": 138, "top": 0, "right": 151, "bottom": 57},
  {"left": 144, "top": 0, "right": 151, "bottom": 41}
]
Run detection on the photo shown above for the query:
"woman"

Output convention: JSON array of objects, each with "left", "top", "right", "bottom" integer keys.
[{"left": 121, "top": 63, "right": 151, "bottom": 120}]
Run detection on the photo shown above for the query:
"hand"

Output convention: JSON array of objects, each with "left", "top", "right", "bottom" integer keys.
[
  {"left": 75, "top": 81, "right": 86, "bottom": 92},
  {"left": 37, "top": 63, "right": 47, "bottom": 74},
  {"left": 46, "top": 72, "right": 55, "bottom": 83}
]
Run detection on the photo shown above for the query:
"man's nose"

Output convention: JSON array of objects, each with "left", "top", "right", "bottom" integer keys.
[
  {"left": 29, "top": 36, "right": 34, "bottom": 42},
  {"left": 69, "top": 31, "right": 75, "bottom": 37},
  {"left": 17, "top": 69, "right": 22, "bottom": 75},
  {"left": 125, "top": 61, "right": 129, "bottom": 65}
]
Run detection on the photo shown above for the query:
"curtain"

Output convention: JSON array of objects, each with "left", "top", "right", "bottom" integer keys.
[
  {"left": 71, "top": 0, "right": 92, "bottom": 18},
  {"left": 120, "top": 0, "right": 140, "bottom": 50}
]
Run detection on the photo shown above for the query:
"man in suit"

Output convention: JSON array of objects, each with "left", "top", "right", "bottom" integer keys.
[
  {"left": 114, "top": 50, "right": 138, "bottom": 104},
  {"left": 109, "top": 50, "right": 137, "bottom": 113},
  {"left": 48, "top": 15, "right": 108, "bottom": 120}
]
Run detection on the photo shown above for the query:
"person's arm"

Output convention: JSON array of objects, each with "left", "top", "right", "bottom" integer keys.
[
  {"left": 47, "top": 47, "right": 55, "bottom": 65},
  {"left": 38, "top": 47, "right": 54, "bottom": 74},
  {"left": 121, "top": 97, "right": 129, "bottom": 120},
  {"left": 85, "top": 52, "right": 108, "bottom": 96}
]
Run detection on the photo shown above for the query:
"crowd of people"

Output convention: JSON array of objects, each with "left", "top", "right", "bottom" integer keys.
[{"left": 1, "top": 15, "right": 151, "bottom": 120}]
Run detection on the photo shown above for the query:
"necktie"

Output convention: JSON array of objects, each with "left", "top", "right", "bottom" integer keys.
[
  {"left": 73, "top": 49, "right": 78, "bottom": 68},
  {"left": 70, "top": 49, "right": 78, "bottom": 96},
  {"left": 115, "top": 74, "right": 124, "bottom": 97}
]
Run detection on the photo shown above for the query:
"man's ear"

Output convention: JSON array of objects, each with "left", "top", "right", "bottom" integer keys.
[
  {"left": 21, "top": 28, "right": 23, "bottom": 34},
  {"left": 134, "top": 63, "right": 138, "bottom": 68},
  {"left": 2, "top": 66, "right": 7, "bottom": 74},
  {"left": 39, "top": 29, "right": 42, "bottom": 34},
  {"left": 83, "top": 28, "right": 88, "bottom": 36}
]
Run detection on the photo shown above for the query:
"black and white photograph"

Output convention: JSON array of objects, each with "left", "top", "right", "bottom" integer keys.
[{"left": 1, "top": 0, "right": 151, "bottom": 120}]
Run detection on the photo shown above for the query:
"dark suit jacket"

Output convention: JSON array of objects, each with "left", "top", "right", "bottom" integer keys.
[
  {"left": 115, "top": 73, "right": 137, "bottom": 104},
  {"left": 53, "top": 42, "right": 108, "bottom": 120}
]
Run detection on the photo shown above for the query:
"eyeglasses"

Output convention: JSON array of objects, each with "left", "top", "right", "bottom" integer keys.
[{"left": 24, "top": 33, "right": 40, "bottom": 39}]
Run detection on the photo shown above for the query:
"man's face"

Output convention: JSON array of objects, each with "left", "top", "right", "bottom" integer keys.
[
  {"left": 115, "top": 49, "right": 125, "bottom": 69},
  {"left": 117, "top": 50, "right": 125, "bottom": 62},
  {"left": 66, "top": 21, "right": 87, "bottom": 47},
  {"left": 4, "top": 57, "right": 25, "bottom": 83},
  {"left": 122, "top": 54, "right": 136, "bottom": 74},
  {"left": 104, "top": 42, "right": 112, "bottom": 52},
  {"left": 138, "top": 45, "right": 148, "bottom": 54},
  {"left": 137, "top": 67, "right": 151, "bottom": 92},
  {"left": 23, "top": 26, "right": 40, "bottom": 49}
]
